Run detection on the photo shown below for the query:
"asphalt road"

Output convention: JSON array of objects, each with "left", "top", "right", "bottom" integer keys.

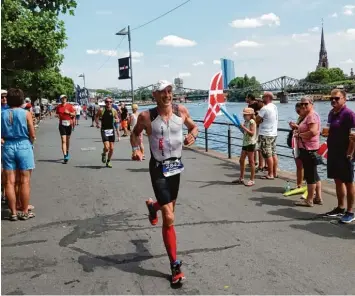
[{"left": 1, "top": 117, "right": 354, "bottom": 295}]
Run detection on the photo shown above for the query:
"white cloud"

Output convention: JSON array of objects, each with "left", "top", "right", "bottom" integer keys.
[
  {"left": 132, "top": 59, "right": 140, "bottom": 64},
  {"left": 292, "top": 33, "right": 310, "bottom": 42},
  {"left": 308, "top": 26, "right": 319, "bottom": 32},
  {"left": 233, "top": 52, "right": 238, "bottom": 56},
  {"left": 156, "top": 35, "right": 197, "bottom": 47},
  {"left": 340, "top": 58, "right": 354, "bottom": 64},
  {"left": 213, "top": 60, "right": 221, "bottom": 65},
  {"left": 234, "top": 40, "right": 262, "bottom": 48},
  {"left": 338, "top": 28, "right": 355, "bottom": 39},
  {"left": 126, "top": 51, "right": 144, "bottom": 58},
  {"left": 178, "top": 72, "right": 191, "bottom": 77},
  {"left": 192, "top": 61, "right": 204, "bottom": 66},
  {"left": 86, "top": 49, "right": 100, "bottom": 54},
  {"left": 343, "top": 5, "right": 355, "bottom": 15},
  {"left": 229, "top": 13, "right": 280, "bottom": 28},
  {"left": 96, "top": 10, "right": 112, "bottom": 15},
  {"left": 85, "top": 49, "right": 144, "bottom": 62},
  {"left": 100, "top": 50, "right": 118, "bottom": 57},
  {"left": 161, "top": 64, "right": 170, "bottom": 68},
  {"left": 330, "top": 12, "right": 338, "bottom": 18}
]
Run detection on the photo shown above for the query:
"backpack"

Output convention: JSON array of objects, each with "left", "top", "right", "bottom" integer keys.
[{"left": 287, "top": 130, "right": 293, "bottom": 148}]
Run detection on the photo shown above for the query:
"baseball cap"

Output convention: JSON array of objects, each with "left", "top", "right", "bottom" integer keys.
[
  {"left": 153, "top": 80, "right": 173, "bottom": 91},
  {"left": 60, "top": 94, "right": 67, "bottom": 99},
  {"left": 25, "top": 98, "right": 31, "bottom": 103},
  {"left": 1, "top": 89, "right": 7, "bottom": 95}
]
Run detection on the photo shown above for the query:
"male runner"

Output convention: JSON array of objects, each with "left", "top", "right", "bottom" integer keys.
[
  {"left": 130, "top": 80, "right": 198, "bottom": 284},
  {"left": 56, "top": 94, "right": 75, "bottom": 163},
  {"left": 95, "top": 97, "right": 119, "bottom": 168}
]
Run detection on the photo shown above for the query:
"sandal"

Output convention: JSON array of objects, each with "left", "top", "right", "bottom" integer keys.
[
  {"left": 10, "top": 214, "right": 18, "bottom": 221},
  {"left": 261, "top": 175, "right": 274, "bottom": 180},
  {"left": 232, "top": 178, "right": 244, "bottom": 184},
  {"left": 244, "top": 180, "right": 255, "bottom": 187},
  {"left": 294, "top": 200, "right": 313, "bottom": 207},
  {"left": 18, "top": 212, "right": 35, "bottom": 220},
  {"left": 313, "top": 198, "right": 323, "bottom": 205},
  {"left": 17, "top": 205, "right": 35, "bottom": 211}
]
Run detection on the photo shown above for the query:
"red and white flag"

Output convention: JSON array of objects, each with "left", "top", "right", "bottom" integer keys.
[
  {"left": 203, "top": 72, "right": 225, "bottom": 129},
  {"left": 317, "top": 142, "right": 328, "bottom": 159}
]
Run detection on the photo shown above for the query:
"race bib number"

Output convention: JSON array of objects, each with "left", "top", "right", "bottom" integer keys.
[
  {"left": 162, "top": 159, "right": 184, "bottom": 177},
  {"left": 61, "top": 120, "right": 71, "bottom": 126},
  {"left": 104, "top": 129, "right": 114, "bottom": 136}
]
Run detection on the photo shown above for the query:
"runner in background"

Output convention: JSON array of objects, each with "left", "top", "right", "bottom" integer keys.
[
  {"left": 112, "top": 101, "right": 121, "bottom": 141},
  {"left": 130, "top": 104, "right": 144, "bottom": 160},
  {"left": 74, "top": 103, "right": 82, "bottom": 126},
  {"left": 56, "top": 95, "right": 75, "bottom": 163},
  {"left": 120, "top": 103, "right": 129, "bottom": 137}
]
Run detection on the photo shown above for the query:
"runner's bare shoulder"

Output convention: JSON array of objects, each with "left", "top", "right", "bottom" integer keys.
[{"left": 177, "top": 105, "right": 190, "bottom": 119}]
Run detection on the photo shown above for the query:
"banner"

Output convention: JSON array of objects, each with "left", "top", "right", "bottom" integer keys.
[{"left": 118, "top": 57, "right": 130, "bottom": 80}]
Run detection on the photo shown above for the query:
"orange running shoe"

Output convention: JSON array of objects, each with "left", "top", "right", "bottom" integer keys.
[{"left": 171, "top": 260, "right": 186, "bottom": 284}]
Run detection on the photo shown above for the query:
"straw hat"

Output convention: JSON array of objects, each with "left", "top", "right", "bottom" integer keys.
[{"left": 243, "top": 107, "right": 255, "bottom": 115}]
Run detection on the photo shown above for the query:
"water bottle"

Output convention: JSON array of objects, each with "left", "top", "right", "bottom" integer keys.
[{"left": 284, "top": 181, "right": 291, "bottom": 193}]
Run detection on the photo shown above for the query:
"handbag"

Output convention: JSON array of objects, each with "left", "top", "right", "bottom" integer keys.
[{"left": 299, "top": 137, "right": 324, "bottom": 166}]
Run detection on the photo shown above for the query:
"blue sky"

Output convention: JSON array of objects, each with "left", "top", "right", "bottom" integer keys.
[{"left": 60, "top": 0, "right": 355, "bottom": 90}]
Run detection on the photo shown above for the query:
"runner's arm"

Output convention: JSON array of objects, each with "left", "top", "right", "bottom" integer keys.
[
  {"left": 130, "top": 112, "right": 147, "bottom": 148},
  {"left": 179, "top": 105, "right": 198, "bottom": 146},
  {"left": 26, "top": 110, "right": 36, "bottom": 143}
]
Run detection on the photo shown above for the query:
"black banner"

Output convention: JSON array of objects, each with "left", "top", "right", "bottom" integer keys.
[{"left": 118, "top": 57, "right": 130, "bottom": 80}]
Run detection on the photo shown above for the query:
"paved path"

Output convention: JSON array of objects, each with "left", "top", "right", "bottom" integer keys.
[{"left": 2, "top": 117, "right": 354, "bottom": 295}]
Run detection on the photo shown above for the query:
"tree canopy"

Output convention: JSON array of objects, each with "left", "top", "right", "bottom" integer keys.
[
  {"left": 228, "top": 75, "right": 261, "bottom": 102},
  {"left": 304, "top": 67, "right": 346, "bottom": 84},
  {"left": 1, "top": 0, "right": 76, "bottom": 101}
]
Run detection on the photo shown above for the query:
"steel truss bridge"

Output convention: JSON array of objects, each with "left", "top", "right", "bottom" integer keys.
[{"left": 112, "top": 76, "right": 335, "bottom": 102}]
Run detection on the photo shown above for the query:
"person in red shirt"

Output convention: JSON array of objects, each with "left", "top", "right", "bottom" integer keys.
[{"left": 56, "top": 95, "right": 76, "bottom": 163}]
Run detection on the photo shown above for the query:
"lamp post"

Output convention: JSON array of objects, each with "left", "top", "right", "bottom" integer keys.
[
  {"left": 78, "top": 73, "right": 86, "bottom": 88},
  {"left": 116, "top": 26, "right": 134, "bottom": 103}
]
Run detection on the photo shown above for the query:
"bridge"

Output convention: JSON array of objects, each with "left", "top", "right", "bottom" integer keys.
[{"left": 100, "top": 76, "right": 335, "bottom": 103}]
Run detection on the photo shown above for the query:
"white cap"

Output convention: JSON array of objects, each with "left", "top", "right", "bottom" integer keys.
[
  {"left": 60, "top": 94, "right": 67, "bottom": 99},
  {"left": 153, "top": 80, "right": 173, "bottom": 91},
  {"left": 1, "top": 89, "right": 7, "bottom": 95},
  {"left": 25, "top": 98, "right": 31, "bottom": 103}
]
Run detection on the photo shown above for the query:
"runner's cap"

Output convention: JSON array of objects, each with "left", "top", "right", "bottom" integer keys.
[
  {"left": 153, "top": 80, "right": 173, "bottom": 91},
  {"left": 1, "top": 90, "right": 7, "bottom": 95},
  {"left": 60, "top": 94, "right": 67, "bottom": 99},
  {"left": 25, "top": 98, "right": 31, "bottom": 103}
]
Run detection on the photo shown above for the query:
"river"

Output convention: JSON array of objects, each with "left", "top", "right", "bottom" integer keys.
[{"left": 140, "top": 101, "right": 355, "bottom": 177}]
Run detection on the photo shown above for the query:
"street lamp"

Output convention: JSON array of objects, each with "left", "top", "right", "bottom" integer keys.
[
  {"left": 116, "top": 26, "right": 134, "bottom": 103},
  {"left": 78, "top": 73, "right": 86, "bottom": 88}
]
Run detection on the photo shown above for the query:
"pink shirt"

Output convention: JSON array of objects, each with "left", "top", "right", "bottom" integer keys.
[{"left": 298, "top": 111, "right": 320, "bottom": 150}]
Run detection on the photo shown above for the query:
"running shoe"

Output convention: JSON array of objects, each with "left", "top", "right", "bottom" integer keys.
[
  {"left": 170, "top": 260, "right": 185, "bottom": 284},
  {"left": 146, "top": 198, "right": 158, "bottom": 225},
  {"left": 101, "top": 152, "right": 106, "bottom": 163},
  {"left": 106, "top": 161, "right": 112, "bottom": 168},
  {"left": 322, "top": 207, "right": 345, "bottom": 217},
  {"left": 340, "top": 212, "right": 355, "bottom": 224},
  {"left": 63, "top": 154, "right": 68, "bottom": 164}
]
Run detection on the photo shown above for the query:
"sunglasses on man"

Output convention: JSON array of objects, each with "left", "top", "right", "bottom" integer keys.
[
  {"left": 330, "top": 96, "right": 341, "bottom": 101},
  {"left": 105, "top": 101, "right": 113, "bottom": 104}
]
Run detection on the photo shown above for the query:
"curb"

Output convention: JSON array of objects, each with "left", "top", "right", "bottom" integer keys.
[{"left": 184, "top": 145, "right": 337, "bottom": 196}]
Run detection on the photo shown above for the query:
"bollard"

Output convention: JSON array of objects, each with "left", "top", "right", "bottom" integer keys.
[
  {"left": 227, "top": 125, "right": 231, "bottom": 159},
  {"left": 205, "top": 127, "right": 208, "bottom": 152}
]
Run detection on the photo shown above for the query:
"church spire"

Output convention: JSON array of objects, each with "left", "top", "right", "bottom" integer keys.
[{"left": 317, "top": 19, "right": 329, "bottom": 69}]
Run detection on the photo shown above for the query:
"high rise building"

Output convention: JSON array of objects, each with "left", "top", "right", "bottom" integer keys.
[
  {"left": 221, "top": 58, "right": 235, "bottom": 89},
  {"left": 316, "top": 21, "right": 329, "bottom": 70}
]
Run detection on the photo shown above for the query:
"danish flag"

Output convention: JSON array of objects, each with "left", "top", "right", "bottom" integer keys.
[
  {"left": 317, "top": 142, "right": 328, "bottom": 159},
  {"left": 203, "top": 72, "right": 226, "bottom": 129}
]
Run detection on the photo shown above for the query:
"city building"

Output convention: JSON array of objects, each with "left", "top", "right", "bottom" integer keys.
[{"left": 316, "top": 22, "right": 329, "bottom": 70}]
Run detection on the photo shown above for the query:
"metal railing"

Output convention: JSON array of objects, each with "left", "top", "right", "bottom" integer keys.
[{"left": 184, "top": 119, "right": 316, "bottom": 163}]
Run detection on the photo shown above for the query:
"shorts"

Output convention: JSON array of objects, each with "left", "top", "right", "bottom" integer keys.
[
  {"left": 327, "top": 155, "right": 354, "bottom": 183},
  {"left": 121, "top": 120, "right": 128, "bottom": 129},
  {"left": 242, "top": 144, "right": 256, "bottom": 152},
  {"left": 101, "top": 129, "right": 115, "bottom": 143},
  {"left": 149, "top": 158, "right": 180, "bottom": 206},
  {"left": 259, "top": 135, "right": 277, "bottom": 158},
  {"left": 76, "top": 115, "right": 80, "bottom": 120},
  {"left": 35, "top": 113, "right": 40, "bottom": 118},
  {"left": 2, "top": 140, "right": 35, "bottom": 171},
  {"left": 59, "top": 124, "right": 72, "bottom": 136},
  {"left": 299, "top": 149, "right": 320, "bottom": 184}
]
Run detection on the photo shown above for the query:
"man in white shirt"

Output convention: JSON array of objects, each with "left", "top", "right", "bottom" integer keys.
[
  {"left": 74, "top": 103, "right": 82, "bottom": 125},
  {"left": 34, "top": 104, "right": 41, "bottom": 126},
  {"left": 256, "top": 92, "right": 279, "bottom": 179}
]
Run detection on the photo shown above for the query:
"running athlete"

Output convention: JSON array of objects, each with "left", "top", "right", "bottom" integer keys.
[
  {"left": 56, "top": 95, "right": 75, "bottom": 163},
  {"left": 95, "top": 97, "right": 119, "bottom": 168},
  {"left": 130, "top": 80, "right": 198, "bottom": 284},
  {"left": 130, "top": 104, "right": 144, "bottom": 160}
]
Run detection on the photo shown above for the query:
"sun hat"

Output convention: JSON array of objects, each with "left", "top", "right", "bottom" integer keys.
[{"left": 243, "top": 107, "right": 255, "bottom": 115}]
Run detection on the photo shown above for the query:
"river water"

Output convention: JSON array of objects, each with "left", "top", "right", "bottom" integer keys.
[{"left": 140, "top": 101, "right": 355, "bottom": 177}]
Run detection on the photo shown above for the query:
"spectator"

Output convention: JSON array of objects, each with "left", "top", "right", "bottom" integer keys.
[
  {"left": 288, "top": 102, "right": 305, "bottom": 188},
  {"left": 33, "top": 103, "right": 41, "bottom": 125},
  {"left": 322, "top": 89, "right": 355, "bottom": 223},
  {"left": 1, "top": 90, "right": 9, "bottom": 111},
  {"left": 293, "top": 97, "right": 322, "bottom": 207},
  {"left": 1, "top": 90, "right": 9, "bottom": 203},
  {"left": 246, "top": 93, "right": 256, "bottom": 107},
  {"left": 1, "top": 88, "right": 36, "bottom": 221},
  {"left": 120, "top": 103, "right": 129, "bottom": 137},
  {"left": 256, "top": 92, "right": 279, "bottom": 179},
  {"left": 251, "top": 97, "right": 266, "bottom": 172}
]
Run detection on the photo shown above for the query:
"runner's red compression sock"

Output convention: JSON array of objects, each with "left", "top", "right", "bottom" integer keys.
[
  {"left": 153, "top": 201, "right": 161, "bottom": 212},
  {"left": 162, "top": 225, "right": 177, "bottom": 263}
]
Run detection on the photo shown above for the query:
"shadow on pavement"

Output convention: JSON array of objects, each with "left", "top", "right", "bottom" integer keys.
[
  {"left": 111, "top": 158, "right": 132, "bottom": 162},
  {"left": 187, "top": 180, "right": 233, "bottom": 188},
  {"left": 249, "top": 195, "right": 296, "bottom": 207},
  {"left": 36, "top": 159, "right": 63, "bottom": 163},
  {"left": 74, "top": 165, "right": 103, "bottom": 170},
  {"left": 253, "top": 186, "right": 284, "bottom": 194},
  {"left": 126, "top": 168, "right": 149, "bottom": 173}
]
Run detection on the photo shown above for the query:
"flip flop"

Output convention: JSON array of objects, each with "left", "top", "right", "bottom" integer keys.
[
  {"left": 294, "top": 200, "right": 313, "bottom": 207},
  {"left": 232, "top": 178, "right": 244, "bottom": 184},
  {"left": 244, "top": 180, "right": 255, "bottom": 187},
  {"left": 261, "top": 175, "right": 274, "bottom": 180}
]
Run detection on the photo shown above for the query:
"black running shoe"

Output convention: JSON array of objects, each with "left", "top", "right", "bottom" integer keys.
[
  {"left": 322, "top": 207, "right": 345, "bottom": 217},
  {"left": 101, "top": 153, "right": 106, "bottom": 164}
]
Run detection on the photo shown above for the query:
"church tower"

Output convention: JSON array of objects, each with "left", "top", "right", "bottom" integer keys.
[{"left": 316, "top": 20, "right": 329, "bottom": 70}]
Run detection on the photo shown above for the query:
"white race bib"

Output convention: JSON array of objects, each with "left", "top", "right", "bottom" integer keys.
[
  {"left": 162, "top": 159, "right": 184, "bottom": 177},
  {"left": 61, "top": 120, "right": 71, "bottom": 126},
  {"left": 104, "top": 129, "right": 114, "bottom": 136}
]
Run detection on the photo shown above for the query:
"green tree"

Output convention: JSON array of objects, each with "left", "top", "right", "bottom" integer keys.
[
  {"left": 22, "top": 0, "right": 77, "bottom": 15},
  {"left": 305, "top": 67, "right": 346, "bottom": 84},
  {"left": 96, "top": 89, "right": 113, "bottom": 96},
  {"left": 228, "top": 75, "right": 261, "bottom": 102}
]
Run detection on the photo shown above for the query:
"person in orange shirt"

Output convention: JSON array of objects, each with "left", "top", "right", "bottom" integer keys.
[{"left": 56, "top": 95, "right": 76, "bottom": 163}]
